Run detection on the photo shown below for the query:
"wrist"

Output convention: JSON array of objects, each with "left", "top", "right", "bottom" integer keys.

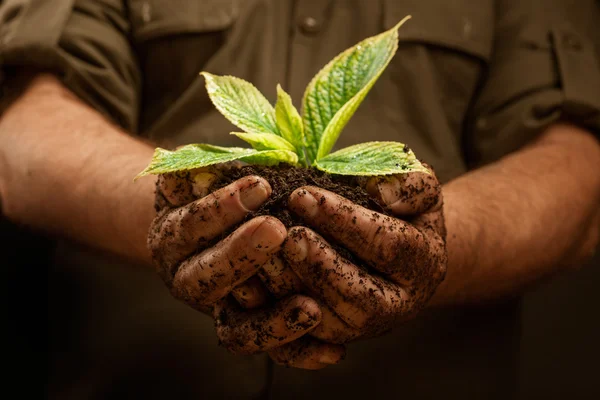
[
  {"left": 427, "top": 185, "right": 480, "bottom": 307},
  {"left": 126, "top": 173, "right": 158, "bottom": 266}
]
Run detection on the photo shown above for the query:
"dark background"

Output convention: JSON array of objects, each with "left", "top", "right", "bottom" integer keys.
[
  {"left": 2, "top": 218, "right": 598, "bottom": 398},
  {"left": 518, "top": 250, "right": 600, "bottom": 399}
]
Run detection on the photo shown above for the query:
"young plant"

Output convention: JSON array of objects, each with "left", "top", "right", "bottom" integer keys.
[{"left": 137, "top": 15, "right": 429, "bottom": 179}]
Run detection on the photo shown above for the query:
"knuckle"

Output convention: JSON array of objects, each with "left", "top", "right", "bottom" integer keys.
[
  {"left": 358, "top": 297, "right": 406, "bottom": 334},
  {"left": 157, "top": 172, "right": 195, "bottom": 206},
  {"left": 147, "top": 209, "right": 171, "bottom": 251},
  {"left": 198, "top": 191, "right": 224, "bottom": 220},
  {"left": 384, "top": 170, "right": 440, "bottom": 213},
  {"left": 167, "top": 206, "right": 202, "bottom": 250},
  {"left": 154, "top": 190, "right": 171, "bottom": 211},
  {"left": 170, "top": 202, "right": 196, "bottom": 232},
  {"left": 427, "top": 233, "right": 448, "bottom": 281},
  {"left": 171, "top": 265, "right": 205, "bottom": 307},
  {"left": 370, "top": 229, "right": 406, "bottom": 272},
  {"left": 337, "top": 303, "right": 371, "bottom": 330},
  {"left": 147, "top": 210, "right": 185, "bottom": 284},
  {"left": 215, "top": 327, "right": 243, "bottom": 355},
  {"left": 214, "top": 308, "right": 255, "bottom": 355}
]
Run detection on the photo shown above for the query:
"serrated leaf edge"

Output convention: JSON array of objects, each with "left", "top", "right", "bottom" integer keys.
[
  {"left": 200, "top": 72, "right": 280, "bottom": 135},
  {"left": 302, "top": 15, "right": 412, "bottom": 161}
]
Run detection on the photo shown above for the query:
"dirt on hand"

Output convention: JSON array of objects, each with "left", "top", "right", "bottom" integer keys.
[{"left": 208, "top": 164, "right": 389, "bottom": 267}]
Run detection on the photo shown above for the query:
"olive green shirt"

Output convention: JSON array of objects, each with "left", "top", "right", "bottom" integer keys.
[{"left": 1, "top": 0, "right": 600, "bottom": 399}]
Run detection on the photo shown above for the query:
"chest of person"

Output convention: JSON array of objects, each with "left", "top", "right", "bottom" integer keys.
[{"left": 129, "top": 0, "right": 494, "bottom": 182}]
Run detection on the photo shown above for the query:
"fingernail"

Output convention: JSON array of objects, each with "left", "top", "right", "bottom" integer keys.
[
  {"left": 290, "top": 189, "right": 319, "bottom": 218},
  {"left": 377, "top": 177, "right": 401, "bottom": 206},
  {"left": 192, "top": 172, "right": 217, "bottom": 198},
  {"left": 319, "top": 351, "right": 342, "bottom": 365},
  {"left": 240, "top": 180, "right": 269, "bottom": 211},
  {"left": 251, "top": 219, "right": 286, "bottom": 250},
  {"left": 285, "top": 308, "right": 316, "bottom": 331},
  {"left": 284, "top": 231, "right": 309, "bottom": 262}
]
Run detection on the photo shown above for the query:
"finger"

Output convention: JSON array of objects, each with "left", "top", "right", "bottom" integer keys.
[
  {"left": 309, "top": 302, "right": 361, "bottom": 344},
  {"left": 257, "top": 258, "right": 360, "bottom": 343},
  {"left": 214, "top": 295, "right": 322, "bottom": 355},
  {"left": 257, "top": 255, "right": 304, "bottom": 299},
  {"left": 155, "top": 172, "right": 195, "bottom": 210},
  {"left": 156, "top": 168, "right": 220, "bottom": 208},
  {"left": 269, "top": 337, "right": 346, "bottom": 370},
  {"left": 288, "top": 186, "right": 434, "bottom": 278},
  {"left": 283, "top": 227, "right": 409, "bottom": 332},
  {"left": 231, "top": 276, "right": 269, "bottom": 309},
  {"left": 172, "top": 216, "right": 286, "bottom": 309},
  {"left": 362, "top": 164, "right": 441, "bottom": 216},
  {"left": 411, "top": 208, "right": 447, "bottom": 239},
  {"left": 149, "top": 175, "right": 272, "bottom": 275}
]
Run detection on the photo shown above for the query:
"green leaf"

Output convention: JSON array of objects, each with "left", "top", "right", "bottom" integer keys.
[
  {"left": 243, "top": 149, "right": 298, "bottom": 166},
  {"left": 302, "top": 16, "right": 412, "bottom": 162},
  {"left": 275, "top": 84, "right": 305, "bottom": 152},
  {"left": 136, "top": 144, "right": 297, "bottom": 178},
  {"left": 313, "top": 141, "right": 430, "bottom": 176},
  {"left": 201, "top": 72, "right": 279, "bottom": 135},
  {"left": 231, "top": 132, "right": 296, "bottom": 152}
]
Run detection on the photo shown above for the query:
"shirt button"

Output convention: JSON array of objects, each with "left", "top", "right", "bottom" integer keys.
[{"left": 299, "top": 16, "right": 322, "bottom": 35}]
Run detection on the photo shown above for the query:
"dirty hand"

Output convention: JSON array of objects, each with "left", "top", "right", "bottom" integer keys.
[
  {"left": 278, "top": 167, "right": 447, "bottom": 344},
  {"left": 148, "top": 169, "right": 322, "bottom": 355}
]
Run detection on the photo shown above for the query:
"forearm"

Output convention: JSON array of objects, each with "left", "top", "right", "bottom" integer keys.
[
  {"left": 0, "top": 74, "right": 156, "bottom": 265},
  {"left": 431, "top": 123, "right": 600, "bottom": 306}
]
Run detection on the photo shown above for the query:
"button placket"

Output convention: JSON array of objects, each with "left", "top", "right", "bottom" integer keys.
[{"left": 286, "top": 0, "right": 331, "bottom": 102}]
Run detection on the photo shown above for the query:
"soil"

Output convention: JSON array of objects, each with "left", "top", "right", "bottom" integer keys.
[
  {"left": 211, "top": 164, "right": 385, "bottom": 225},
  {"left": 208, "top": 164, "right": 389, "bottom": 266},
  {"left": 199, "top": 164, "right": 439, "bottom": 341}
]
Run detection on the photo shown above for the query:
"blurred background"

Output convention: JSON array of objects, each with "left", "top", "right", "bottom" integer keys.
[
  {"left": 518, "top": 250, "right": 600, "bottom": 399},
  {"left": 2, "top": 215, "right": 599, "bottom": 399},
  {"left": 5, "top": 212, "right": 600, "bottom": 398}
]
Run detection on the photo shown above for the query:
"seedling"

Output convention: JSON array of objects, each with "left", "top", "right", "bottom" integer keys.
[{"left": 137, "top": 16, "right": 429, "bottom": 179}]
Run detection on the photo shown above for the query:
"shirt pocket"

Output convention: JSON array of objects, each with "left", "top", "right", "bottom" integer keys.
[
  {"left": 382, "top": 0, "right": 493, "bottom": 111},
  {"left": 377, "top": 0, "right": 494, "bottom": 181},
  {"left": 128, "top": 0, "right": 240, "bottom": 132},
  {"left": 383, "top": 0, "right": 493, "bottom": 61},
  {"left": 128, "top": 0, "right": 239, "bottom": 42}
]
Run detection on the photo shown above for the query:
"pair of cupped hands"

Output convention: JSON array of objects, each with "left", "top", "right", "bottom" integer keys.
[{"left": 148, "top": 163, "right": 447, "bottom": 370}]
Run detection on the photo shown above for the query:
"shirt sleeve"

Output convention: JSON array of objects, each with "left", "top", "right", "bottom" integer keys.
[
  {"left": 0, "top": 0, "right": 141, "bottom": 132},
  {"left": 464, "top": 0, "right": 600, "bottom": 168}
]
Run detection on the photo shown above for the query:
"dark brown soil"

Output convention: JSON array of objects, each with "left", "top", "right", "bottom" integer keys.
[
  {"left": 211, "top": 164, "right": 385, "bottom": 225},
  {"left": 208, "top": 164, "right": 389, "bottom": 265}
]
